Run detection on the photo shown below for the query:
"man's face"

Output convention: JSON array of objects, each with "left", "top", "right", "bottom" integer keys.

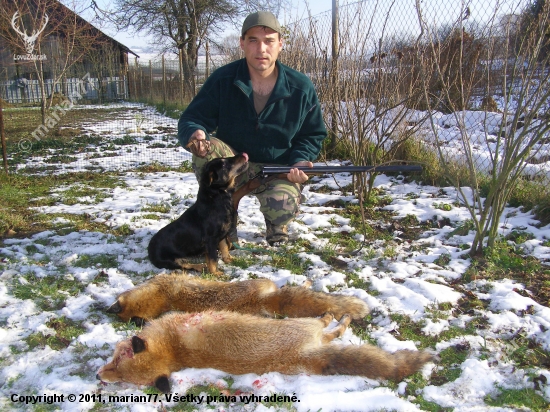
[{"left": 240, "top": 26, "right": 282, "bottom": 74}]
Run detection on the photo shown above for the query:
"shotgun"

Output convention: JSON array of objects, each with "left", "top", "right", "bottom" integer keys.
[
  {"left": 260, "top": 164, "right": 422, "bottom": 176},
  {"left": 233, "top": 164, "right": 422, "bottom": 209}
]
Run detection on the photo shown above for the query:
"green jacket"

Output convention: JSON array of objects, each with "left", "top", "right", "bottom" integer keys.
[{"left": 178, "top": 59, "right": 327, "bottom": 165}]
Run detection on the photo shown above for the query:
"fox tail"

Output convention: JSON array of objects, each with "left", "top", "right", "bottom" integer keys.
[
  {"left": 265, "top": 287, "right": 370, "bottom": 320},
  {"left": 310, "top": 344, "right": 434, "bottom": 381}
]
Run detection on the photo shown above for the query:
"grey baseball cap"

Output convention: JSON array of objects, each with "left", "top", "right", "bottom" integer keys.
[{"left": 241, "top": 11, "right": 281, "bottom": 36}]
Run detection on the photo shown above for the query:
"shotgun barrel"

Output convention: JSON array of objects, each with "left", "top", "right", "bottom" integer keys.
[{"left": 261, "top": 164, "right": 422, "bottom": 176}]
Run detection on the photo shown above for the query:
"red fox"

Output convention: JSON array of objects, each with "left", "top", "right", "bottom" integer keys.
[
  {"left": 106, "top": 273, "right": 370, "bottom": 323},
  {"left": 97, "top": 311, "right": 434, "bottom": 393}
]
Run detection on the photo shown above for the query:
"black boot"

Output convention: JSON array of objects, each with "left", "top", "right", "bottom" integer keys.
[{"left": 266, "top": 220, "right": 288, "bottom": 246}]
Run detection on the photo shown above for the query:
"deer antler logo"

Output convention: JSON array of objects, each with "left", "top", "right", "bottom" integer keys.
[{"left": 11, "top": 11, "right": 49, "bottom": 55}]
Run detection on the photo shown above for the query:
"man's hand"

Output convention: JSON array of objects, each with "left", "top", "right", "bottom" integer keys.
[
  {"left": 186, "top": 130, "right": 210, "bottom": 157},
  {"left": 287, "top": 161, "right": 313, "bottom": 184}
]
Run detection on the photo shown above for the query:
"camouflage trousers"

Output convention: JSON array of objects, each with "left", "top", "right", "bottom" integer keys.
[{"left": 191, "top": 137, "right": 304, "bottom": 226}]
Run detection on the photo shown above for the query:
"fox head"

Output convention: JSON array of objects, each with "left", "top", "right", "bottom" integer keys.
[
  {"left": 106, "top": 285, "right": 169, "bottom": 325},
  {"left": 97, "top": 335, "right": 172, "bottom": 393}
]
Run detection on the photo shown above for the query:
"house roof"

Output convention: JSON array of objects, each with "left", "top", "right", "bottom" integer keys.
[{"left": 50, "top": 0, "right": 140, "bottom": 58}]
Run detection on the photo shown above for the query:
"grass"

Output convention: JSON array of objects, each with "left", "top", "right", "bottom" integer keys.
[
  {"left": 429, "top": 344, "right": 470, "bottom": 385},
  {"left": 3, "top": 106, "right": 135, "bottom": 148},
  {"left": 56, "top": 181, "right": 119, "bottom": 206},
  {"left": 269, "top": 247, "right": 312, "bottom": 275},
  {"left": 485, "top": 387, "right": 549, "bottom": 411},
  {"left": 508, "top": 177, "right": 550, "bottom": 225},
  {"left": 0, "top": 172, "right": 124, "bottom": 235},
  {"left": 10, "top": 274, "right": 86, "bottom": 311},
  {"left": 433, "top": 253, "right": 452, "bottom": 267},
  {"left": 503, "top": 335, "right": 550, "bottom": 369},
  {"left": 463, "top": 240, "right": 550, "bottom": 306},
  {"left": 345, "top": 271, "right": 373, "bottom": 291},
  {"left": 316, "top": 231, "right": 363, "bottom": 256},
  {"left": 229, "top": 254, "right": 259, "bottom": 269},
  {"left": 137, "top": 99, "right": 188, "bottom": 120},
  {"left": 73, "top": 254, "right": 119, "bottom": 268},
  {"left": 398, "top": 136, "right": 550, "bottom": 226},
  {"left": 25, "top": 317, "right": 86, "bottom": 351},
  {"left": 3, "top": 109, "right": 140, "bottom": 170},
  {"left": 403, "top": 372, "right": 454, "bottom": 412},
  {"left": 141, "top": 202, "right": 172, "bottom": 214},
  {"left": 135, "top": 160, "right": 193, "bottom": 173}
]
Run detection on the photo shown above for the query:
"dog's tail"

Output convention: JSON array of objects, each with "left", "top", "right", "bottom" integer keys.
[
  {"left": 261, "top": 287, "right": 370, "bottom": 319},
  {"left": 307, "top": 345, "right": 434, "bottom": 381}
]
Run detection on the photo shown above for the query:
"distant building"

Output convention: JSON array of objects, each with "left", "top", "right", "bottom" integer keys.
[{"left": 0, "top": 0, "right": 138, "bottom": 103}]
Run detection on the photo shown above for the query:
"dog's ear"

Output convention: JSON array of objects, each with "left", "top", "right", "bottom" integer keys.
[
  {"left": 106, "top": 300, "right": 122, "bottom": 314},
  {"left": 207, "top": 169, "right": 219, "bottom": 186},
  {"left": 131, "top": 336, "right": 147, "bottom": 353},
  {"left": 155, "top": 375, "right": 171, "bottom": 393}
]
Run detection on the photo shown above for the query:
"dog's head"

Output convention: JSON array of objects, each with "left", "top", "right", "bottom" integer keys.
[{"left": 201, "top": 153, "right": 249, "bottom": 189}]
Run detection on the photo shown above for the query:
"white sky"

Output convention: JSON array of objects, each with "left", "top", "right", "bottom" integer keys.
[
  {"left": 71, "top": 0, "right": 525, "bottom": 54},
  {"left": 82, "top": 0, "right": 335, "bottom": 52}
]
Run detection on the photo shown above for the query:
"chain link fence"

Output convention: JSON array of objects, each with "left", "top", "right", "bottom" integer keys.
[
  {"left": 280, "top": 0, "right": 549, "bottom": 202},
  {"left": 126, "top": 55, "right": 226, "bottom": 107},
  {"left": 1, "top": 0, "right": 549, "bottom": 205}
]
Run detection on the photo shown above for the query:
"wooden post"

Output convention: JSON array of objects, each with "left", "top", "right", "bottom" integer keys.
[
  {"left": 205, "top": 41, "right": 210, "bottom": 79},
  {"left": 329, "top": 0, "right": 339, "bottom": 155},
  {"left": 0, "top": 97, "right": 8, "bottom": 174},
  {"left": 179, "top": 52, "right": 185, "bottom": 105},
  {"left": 149, "top": 60, "right": 153, "bottom": 102},
  {"left": 162, "top": 54, "right": 166, "bottom": 106},
  {"left": 133, "top": 57, "right": 138, "bottom": 100},
  {"left": 140, "top": 66, "right": 143, "bottom": 101}
]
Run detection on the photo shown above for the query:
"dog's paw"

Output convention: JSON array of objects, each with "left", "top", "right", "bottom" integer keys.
[{"left": 221, "top": 255, "right": 233, "bottom": 264}]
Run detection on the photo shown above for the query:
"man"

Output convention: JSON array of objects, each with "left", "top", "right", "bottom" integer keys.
[{"left": 178, "top": 11, "right": 327, "bottom": 246}]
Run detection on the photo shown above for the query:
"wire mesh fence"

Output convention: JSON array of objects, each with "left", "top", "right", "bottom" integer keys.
[
  {"left": 126, "top": 55, "right": 226, "bottom": 107},
  {"left": 1, "top": 0, "right": 549, "bottom": 204},
  {"left": 280, "top": 0, "right": 550, "bottom": 200}
]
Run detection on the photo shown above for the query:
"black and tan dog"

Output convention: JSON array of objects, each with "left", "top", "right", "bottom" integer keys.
[{"left": 148, "top": 153, "right": 249, "bottom": 275}]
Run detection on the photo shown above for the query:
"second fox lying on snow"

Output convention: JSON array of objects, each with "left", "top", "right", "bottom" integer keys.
[
  {"left": 97, "top": 311, "right": 434, "bottom": 393},
  {"left": 106, "top": 273, "right": 370, "bottom": 323}
]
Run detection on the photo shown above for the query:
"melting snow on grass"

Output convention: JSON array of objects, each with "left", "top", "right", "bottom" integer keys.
[{"left": 1, "top": 104, "right": 550, "bottom": 411}]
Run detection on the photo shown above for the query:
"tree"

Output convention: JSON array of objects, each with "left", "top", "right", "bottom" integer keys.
[
  {"left": 107, "top": 0, "right": 289, "bottom": 98},
  {"left": 519, "top": 0, "right": 550, "bottom": 61},
  {"left": 214, "top": 33, "right": 243, "bottom": 65},
  {"left": 415, "top": 0, "right": 550, "bottom": 255}
]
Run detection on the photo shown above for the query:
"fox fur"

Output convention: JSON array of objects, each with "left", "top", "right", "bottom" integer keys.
[
  {"left": 97, "top": 311, "right": 434, "bottom": 393},
  {"left": 106, "top": 273, "right": 370, "bottom": 323}
]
